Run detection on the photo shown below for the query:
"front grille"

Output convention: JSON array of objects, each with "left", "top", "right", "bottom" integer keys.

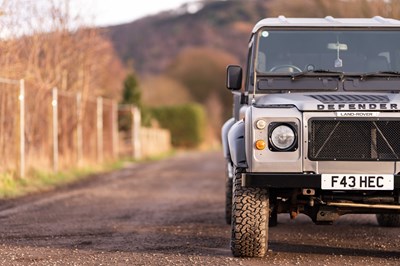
[{"left": 309, "top": 119, "right": 400, "bottom": 161}]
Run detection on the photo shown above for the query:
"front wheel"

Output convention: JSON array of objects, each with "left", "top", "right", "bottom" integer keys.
[
  {"left": 231, "top": 172, "right": 269, "bottom": 257},
  {"left": 376, "top": 213, "right": 400, "bottom": 227}
]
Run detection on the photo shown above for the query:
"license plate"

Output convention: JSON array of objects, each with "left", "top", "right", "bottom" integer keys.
[{"left": 321, "top": 174, "right": 394, "bottom": 190}]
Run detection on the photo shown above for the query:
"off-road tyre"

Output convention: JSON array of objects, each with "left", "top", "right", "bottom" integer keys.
[
  {"left": 231, "top": 172, "right": 269, "bottom": 257},
  {"left": 376, "top": 214, "right": 400, "bottom": 227},
  {"left": 225, "top": 175, "right": 233, "bottom": 225}
]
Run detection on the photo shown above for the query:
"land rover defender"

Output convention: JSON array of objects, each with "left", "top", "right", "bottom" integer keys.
[{"left": 222, "top": 16, "right": 400, "bottom": 257}]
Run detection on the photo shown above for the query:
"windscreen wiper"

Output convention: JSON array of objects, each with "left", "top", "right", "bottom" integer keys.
[
  {"left": 291, "top": 69, "right": 344, "bottom": 80},
  {"left": 360, "top": 71, "right": 400, "bottom": 79}
]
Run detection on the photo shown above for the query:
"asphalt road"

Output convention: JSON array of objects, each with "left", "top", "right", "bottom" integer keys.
[{"left": 0, "top": 151, "right": 399, "bottom": 265}]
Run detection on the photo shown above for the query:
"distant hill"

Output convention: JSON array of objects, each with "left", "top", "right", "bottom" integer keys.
[
  {"left": 105, "top": 0, "right": 270, "bottom": 75},
  {"left": 104, "top": 0, "right": 400, "bottom": 76}
]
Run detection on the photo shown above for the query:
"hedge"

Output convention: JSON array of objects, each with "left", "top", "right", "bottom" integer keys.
[{"left": 148, "top": 104, "right": 206, "bottom": 148}]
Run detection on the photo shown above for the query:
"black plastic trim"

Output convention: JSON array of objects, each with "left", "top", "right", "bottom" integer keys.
[{"left": 244, "top": 173, "right": 400, "bottom": 189}]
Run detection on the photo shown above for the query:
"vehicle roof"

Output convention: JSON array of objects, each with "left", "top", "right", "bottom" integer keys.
[{"left": 253, "top": 16, "right": 400, "bottom": 32}]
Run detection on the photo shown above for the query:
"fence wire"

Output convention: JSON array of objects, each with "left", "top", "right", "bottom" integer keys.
[
  {"left": 0, "top": 83, "right": 19, "bottom": 173},
  {"left": 0, "top": 83, "right": 171, "bottom": 177},
  {"left": 24, "top": 87, "right": 52, "bottom": 170}
]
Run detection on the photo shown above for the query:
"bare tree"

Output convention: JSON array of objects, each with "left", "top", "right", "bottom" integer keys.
[
  {"left": 0, "top": 0, "right": 125, "bottom": 99},
  {"left": 0, "top": 0, "right": 126, "bottom": 172}
]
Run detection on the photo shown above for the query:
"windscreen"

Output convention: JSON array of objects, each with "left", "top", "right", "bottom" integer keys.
[{"left": 257, "top": 29, "right": 400, "bottom": 74}]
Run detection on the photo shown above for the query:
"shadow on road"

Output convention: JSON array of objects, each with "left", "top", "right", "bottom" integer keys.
[{"left": 269, "top": 241, "right": 400, "bottom": 259}]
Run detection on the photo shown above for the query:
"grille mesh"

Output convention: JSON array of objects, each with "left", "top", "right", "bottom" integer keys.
[{"left": 309, "top": 119, "right": 400, "bottom": 161}]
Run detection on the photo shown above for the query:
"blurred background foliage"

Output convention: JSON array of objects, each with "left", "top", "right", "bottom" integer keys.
[
  {"left": 106, "top": 0, "right": 400, "bottom": 148},
  {"left": 148, "top": 104, "right": 206, "bottom": 148},
  {"left": 121, "top": 73, "right": 142, "bottom": 108},
  {"left": 2, "top": 0, "right": 400, "bottom": 149}
]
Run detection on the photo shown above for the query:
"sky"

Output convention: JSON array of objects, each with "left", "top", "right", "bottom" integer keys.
[{"left": 84, "top": 0, "right": 198, "bottom": 26}]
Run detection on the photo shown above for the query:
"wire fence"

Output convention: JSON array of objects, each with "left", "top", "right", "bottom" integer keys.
[{"left": 0, "top": 79, "right": 171, "bottom": 177}]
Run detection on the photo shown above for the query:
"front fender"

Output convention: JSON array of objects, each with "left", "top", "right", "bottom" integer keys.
[
  {"left": 221, "top": 118, "right": 235, "bottom": 160},
  {"left": 228, "top": 120, "right": 247, "bottom": 168}
]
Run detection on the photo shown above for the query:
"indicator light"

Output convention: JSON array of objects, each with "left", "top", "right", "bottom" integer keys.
[{"left": 255, "top": 140, "right": 266, "bottom": 150}]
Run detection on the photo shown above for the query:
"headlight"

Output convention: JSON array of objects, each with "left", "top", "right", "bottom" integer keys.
[{"left": 269, "top": 124, "right": 297, "bottom": 151}]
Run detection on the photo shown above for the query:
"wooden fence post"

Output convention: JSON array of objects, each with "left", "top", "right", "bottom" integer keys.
[
  {"left": 19, "top": 79, "right": 25, "bottom": 178},
  {"left": 97, "top": 97, "right": 103, "bottom": 162},
  {"left": 112, "top": 101, "right": 118, "bottom": 158},
  {"left": 0, "top": 77, "right": 25, "bottom": 177},
  {"left": 76, "top": 92, "right": 83, "bottom": 166},
  {"left": 132, "top": 106, "right": 141, "bottom": 160},
  {"left": 52, "top": 87, "right": 58, "bottom": 172}
]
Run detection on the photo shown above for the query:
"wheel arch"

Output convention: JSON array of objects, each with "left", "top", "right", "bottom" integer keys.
[
  {"left": 221, "top": 118, "right": 235, "bottom": 160},
  {"left": 228, "top": 120, "right": 247, "bottom": 168}
]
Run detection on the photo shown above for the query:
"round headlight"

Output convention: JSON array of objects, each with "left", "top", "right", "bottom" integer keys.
[{"left": 270, "top": 124, "right": 296, "bottom": 150}]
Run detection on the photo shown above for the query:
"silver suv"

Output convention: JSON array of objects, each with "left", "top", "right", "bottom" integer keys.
[{"left": 222, "top": 16, "right": 400, "bottom": 258}]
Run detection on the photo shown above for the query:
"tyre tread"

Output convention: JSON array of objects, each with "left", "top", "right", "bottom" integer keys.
[{"left": 231, "top": 173, "right": 269, "bottom": 257}]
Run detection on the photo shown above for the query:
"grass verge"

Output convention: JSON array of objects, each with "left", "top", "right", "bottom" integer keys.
[
  {"left": 0, "top": 166, "right": 100, "bottom": 199},
  {"left": 0, "top": 150, "right": 176, "bottom": 199}
]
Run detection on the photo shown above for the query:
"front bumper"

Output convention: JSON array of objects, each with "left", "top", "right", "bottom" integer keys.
[{"left": 244, "top": 173, "right": 400, "bottom": 189}]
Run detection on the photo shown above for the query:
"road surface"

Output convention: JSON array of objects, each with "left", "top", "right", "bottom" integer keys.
[{"left": 0, "top": 151, "right": 399, "bottom": 265}]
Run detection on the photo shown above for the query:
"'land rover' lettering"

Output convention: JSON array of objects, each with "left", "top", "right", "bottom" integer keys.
[{"left": 336, "top": 112, "right": 380, "bottom": 117}]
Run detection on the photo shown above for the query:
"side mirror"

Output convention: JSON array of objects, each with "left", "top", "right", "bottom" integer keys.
[{"left": 226, "top": 65, "right": 242, "bottom": 91}]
